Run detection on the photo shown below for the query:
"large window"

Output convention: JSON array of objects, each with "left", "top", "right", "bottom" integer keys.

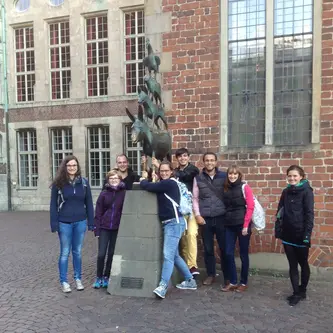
[
  {"left": 86, "top": 16, "right": 109, "bottom": 97},
  {"left": 15, "top": 27, "right": 35, "bottom": 102},
  {"left": 49, "top": 21, "right": 71, "bottom": 100},
  {"left": 17, "top": 129, "right": 38, "bottom": 187},
  {"left": 124, "top": 124, "right": 143, "bottom": 174},
  {"left": 88, "top": 126, "right": 111, "bottom": 187},
  {"left": 124, "top": 10, "right": 145, "bottom": 94},
  {"left": 51, "top": 128, "right": 73, "bottom": 177},
  {"left": 224, "top": 0, "right": 313, "bottom": 148}
]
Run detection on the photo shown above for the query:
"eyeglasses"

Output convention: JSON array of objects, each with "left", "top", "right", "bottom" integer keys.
[
  {"left": 159, "top": 170, "right": 171, "bottom": 173},
  {"left": 109, "top": 177, "right": 120, "bottom": 181},
  {"left": 66, "top": 164, "right": 77, "bottom": 168}
]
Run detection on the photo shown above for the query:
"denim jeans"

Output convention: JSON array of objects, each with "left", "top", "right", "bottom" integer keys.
[
  {"left": 97, "top": 229, "right": 118, "bottom": 278},
  {"left": 225, "top": 224, "right": 251, "bottom": 285},
  {"left": 201, "top": 216, "right": 228, "bottom": 283},
  {"left": 58, "top": 220, "right": 87, "bottom": 283},
  {"left": 160, "top": 217, "right": 192, "bottom": 286}
]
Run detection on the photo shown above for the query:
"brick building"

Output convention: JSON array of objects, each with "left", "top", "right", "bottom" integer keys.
[{"left": 1, "top": 0, "right": 333, "bottom": 270}]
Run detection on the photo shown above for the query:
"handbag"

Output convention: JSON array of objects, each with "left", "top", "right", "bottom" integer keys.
[{"left": 274, "top": 207, "right": 284, "bottom": 239}]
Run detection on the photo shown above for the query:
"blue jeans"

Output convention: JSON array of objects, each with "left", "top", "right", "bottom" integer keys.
[
  {"left": 160, "top": 217, "right": 192, "bottom": 286},
  {"left": 225, "top": 225, "right": 251, "bottom": 285},
  {"left": 58, "top": 220, "right": 87, "bottom": 283}
]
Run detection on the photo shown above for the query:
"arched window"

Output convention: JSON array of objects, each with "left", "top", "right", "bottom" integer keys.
[
  {"left": 15, "top": 0, "right": 30, "bottom": 12},
  {"left": 50, "top": 0, "right": 64, "bottom": 6}
]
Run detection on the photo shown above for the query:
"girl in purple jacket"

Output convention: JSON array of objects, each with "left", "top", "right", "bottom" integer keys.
[{"left": 93, "top": 170, "right": 126, "bottom": 288}]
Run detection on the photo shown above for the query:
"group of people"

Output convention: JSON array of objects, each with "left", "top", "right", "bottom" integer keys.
[{"left": 49, "top": 148, "right": 314, "bottom": 307}]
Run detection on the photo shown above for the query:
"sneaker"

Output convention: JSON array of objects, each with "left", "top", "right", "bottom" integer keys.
[
  {"left": 102, "top": 276, "right": 109, "bottom": 288},
  {"left": 176, "top": 278, "right": 197, "bottom": 290},
  {"left": 287, "top": 291, "right": 306, "bottom": 302},
  {"left": 93, "top": 278, "right": 102, "bottom": 289},
  {"left": 190, "top": 267, "right": 200, "bottom": 276},
  {"left": 61, "top": 282, "right": 71, "bottom": 293},
  {"left": 75, "top": 279, "right": 84, "bottom": 291},
  {"left": 153, "top": 284, "right": 167, "bottom": 299},
  {"left": 288, "top": 294, "right": 302, "bottom": 306}
]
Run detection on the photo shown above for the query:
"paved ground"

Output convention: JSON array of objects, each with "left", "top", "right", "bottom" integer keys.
[{"left": 0, "top": 211, "right": 332, "bottom": 333}]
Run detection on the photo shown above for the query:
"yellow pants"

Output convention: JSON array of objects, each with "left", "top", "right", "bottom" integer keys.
[{"left": 180, "top": 213, "right": 198, "bottom": 269}]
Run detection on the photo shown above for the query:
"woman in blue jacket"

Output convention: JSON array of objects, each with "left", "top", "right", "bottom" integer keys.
[
  {"left": 50, "top": 155, "right": 94, "bottom": 293},
  {"left": 140, "top": 161, "right": 197, "bottom": 299}
]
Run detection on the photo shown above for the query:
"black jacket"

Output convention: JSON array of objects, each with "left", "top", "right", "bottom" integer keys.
[
  {"left": 174, "top": 163, "right": 199, "bottom": 192},
  {"left": 102, "top": 168, "right": 140, "bottom": 190},
  {"left": 223, "top": 179, "right": 246, "bottom": 226},
  {"left": 277, "top": 180, "right": 314, "bottom": 246}
]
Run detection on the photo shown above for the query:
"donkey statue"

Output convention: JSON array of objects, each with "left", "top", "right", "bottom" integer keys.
[
  {"left": 144, "top": 75, "right": 162, "bottom": 105},
  {"left": 138, "top": 86, "right": 168, "bottom": 130},
  {"left": 126, "top": 106, "right": 171, "bottom": 162},
  {"left": 142, "top": 38, "right": 161, "bottom": 75}
]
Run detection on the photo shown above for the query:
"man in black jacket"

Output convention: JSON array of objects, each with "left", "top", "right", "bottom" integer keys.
[
  {"left": 174, "top": 148, "right": 200, "bottom": 276},
  {"left": 102, "top": 154, "right": 140, "bottom": 190}
]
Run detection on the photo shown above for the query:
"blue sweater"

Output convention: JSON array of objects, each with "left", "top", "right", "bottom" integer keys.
[
  {"left": 140, "top": 178, "right": 181, "bottom": 222},
  {"left": 50, "top": 177, "right": 94, "bottom": 232}
]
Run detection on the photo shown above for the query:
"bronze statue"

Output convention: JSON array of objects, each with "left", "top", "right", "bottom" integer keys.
[
  {"left": 125, "top": 39, "right": 171, "bottom": 174},
  {"left": 143, "top": 39, "right": 161, "bottom": 75},
  {"left": 138, "top": 86, "right": 168, "bottom": 129},
  {"left": 144, "top": 75, "right": 162, "bottom": 105},
  {"left": 126, "top": 106, "right": 171, "bottom": 162}
]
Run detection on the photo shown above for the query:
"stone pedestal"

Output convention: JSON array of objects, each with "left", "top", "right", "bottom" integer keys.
[{"left": 107, "top": 187, "right": 162, "bottom": 298}]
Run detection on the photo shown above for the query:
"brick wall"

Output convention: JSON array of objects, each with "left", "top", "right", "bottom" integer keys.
[{"left": 162, "top": 0, "right": 333, "bottom": 267}]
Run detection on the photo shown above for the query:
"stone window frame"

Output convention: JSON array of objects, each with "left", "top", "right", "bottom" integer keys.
[
  {"left": 87, "top": 125, "right": 111, "bottom": 188},
  {"left": 219, "top": 0, "right": 322, "bottom": 151},
  {"left": 49, "top": 20, "right": 71, "bottom": 100},
  {"left": 124, "top": 123, "right": 143, "bottom": 174},
  {"left": 123, "top": 8, "right": 145, "bottom": 95},
  {"left": 85, "top": 14, "right": 109, "bottom": 98},
  {"left": 50, "top": 127, "right": 73, "bottom": 178},
  {"left": 14, "top": 26, "right": 36, "bottom": 103},
  {"left": 17, "top": 129, "right": 38, "bottom": 188}
]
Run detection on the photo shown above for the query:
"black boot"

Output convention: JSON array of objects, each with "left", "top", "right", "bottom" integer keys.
[
  {"left": 288, "top": 294, "right": 302, "bottom": 306},
  {"left": 299, "top": 285, "right": 307, "bottom": 300}
]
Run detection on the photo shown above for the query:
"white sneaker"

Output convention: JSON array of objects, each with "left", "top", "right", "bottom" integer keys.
[
  {"left": 75, "top": 279, "right": 84, "bottom": 291},
  {"left": 61, "top": 282, "right": 71, "bottom": 293}
]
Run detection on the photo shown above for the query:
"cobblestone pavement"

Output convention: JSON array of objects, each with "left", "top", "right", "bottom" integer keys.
[{"left": 0, "top": 211, "right": 332, "bottom": 333}]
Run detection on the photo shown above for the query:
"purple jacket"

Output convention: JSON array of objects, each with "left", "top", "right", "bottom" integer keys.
[{"left": 94, "top": 182, "right": 126, "bottom": 236}]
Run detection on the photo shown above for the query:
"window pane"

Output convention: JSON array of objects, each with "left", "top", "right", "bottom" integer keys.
[
  {"left": 18, "top": 130, "right": 38, "bottom": 187},
  {"left": 273, "top": 0, "right": 313, "bottom": 145},
  {"left": 227, "top": 0, "right": 266, "bottom": 148},
  {"left": 124, "top": 10, "right": 145, "bottom": 95}
]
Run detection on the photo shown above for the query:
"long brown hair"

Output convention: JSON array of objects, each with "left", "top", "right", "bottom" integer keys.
[
  {"left": 224, "top": 164, "right": 243, "bottom": 191},
  {"left": 52, "top": 155, "right": 82, "bottom": 189}
]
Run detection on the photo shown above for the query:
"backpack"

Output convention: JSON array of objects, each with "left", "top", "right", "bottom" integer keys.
[
  {"left": 57, "top": 177, "right": 88, "bottom": 213},
  {"left": 164, "top": 178, "right": 193, "bottom": 223},
  {"left": 241, "top": 183, "right": 265, "bottom": 231}
]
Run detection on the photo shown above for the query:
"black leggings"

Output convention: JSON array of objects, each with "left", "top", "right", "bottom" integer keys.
[
  {"left": 283, "top": 244, "right": 310, "bottom": 294},
  {"left": 97, "top": 229, "right": 118, "bottom": 278}
]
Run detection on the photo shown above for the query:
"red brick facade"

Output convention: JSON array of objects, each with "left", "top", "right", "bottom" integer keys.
[{"left": 162, "top": 0, "right": 333, "bottom": 267}]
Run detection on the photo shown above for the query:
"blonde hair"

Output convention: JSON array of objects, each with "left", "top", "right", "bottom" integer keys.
[{"left": 106, "top": 169, "right": 123, "bottom": 180}]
